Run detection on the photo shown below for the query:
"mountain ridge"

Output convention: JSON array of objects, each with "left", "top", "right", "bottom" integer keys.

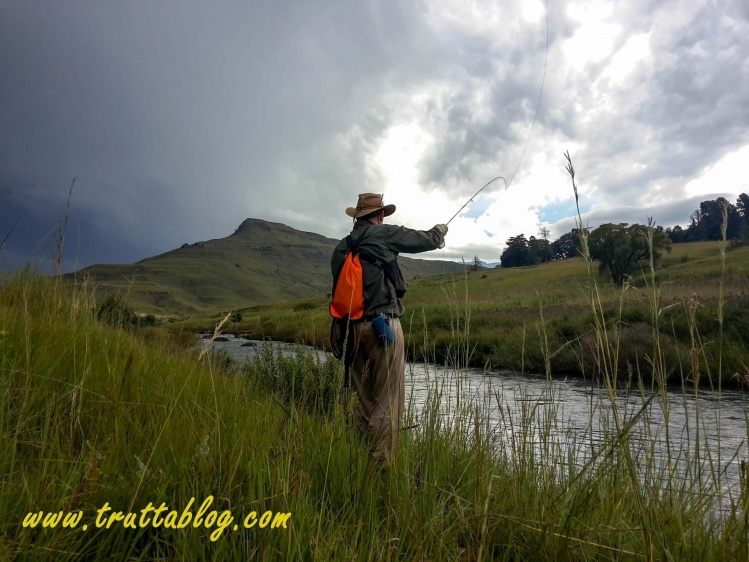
[{"left": 67, "top": 218, "right": 466, "bottom": 316}]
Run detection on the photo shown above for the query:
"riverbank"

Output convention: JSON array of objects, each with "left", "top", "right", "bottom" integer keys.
[
  {"left": 203, "top": 334, "right": 749, "bottom": 507},
  {"left": 3, "top": 272, "right": 748, "bottom": 560},
  {"left": 176, "top": 241, "right": 749, "bottom": 389}
]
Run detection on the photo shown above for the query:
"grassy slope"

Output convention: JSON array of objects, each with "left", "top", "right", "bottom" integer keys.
[
  {"left": 2, "top": 273, "right": 748, "bottom": 560},
  {"left": 64, "top": 219, "right": 465, "bottom": 318},
  {"left": 181, "top": 241, "right": 749, "bottom": 385}
]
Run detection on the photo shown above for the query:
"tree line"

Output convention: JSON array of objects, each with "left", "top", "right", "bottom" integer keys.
[
  {"left": 665, "top": 194, "right": 749, "bottom": 243},
  {"left": 498, "top": 193, "right": 748, "bottom": 286}
]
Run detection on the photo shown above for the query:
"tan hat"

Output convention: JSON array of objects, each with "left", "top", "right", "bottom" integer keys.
[{"left": 345, "top": 193, "right": 396, "bottom": 219}]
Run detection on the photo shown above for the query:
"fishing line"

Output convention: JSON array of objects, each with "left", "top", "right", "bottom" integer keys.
[
  {"left": 507, "top": 0, "right": 549, "bottom": 190},
  {"left": 446, "top": 176, "right": 506, "bottom": 226},
  {"left": 445, "top": 0, "right": 549, "bottom": 226}
]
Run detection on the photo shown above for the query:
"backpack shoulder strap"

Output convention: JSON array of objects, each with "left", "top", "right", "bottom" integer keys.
[
  {"left": 357, "top": 251, "right": 385, "bottom": 269},
  {"left": 347, "top": 226, "right": 387, "bottom": 268},
  {"left": 341, "top": 226, "right": 392, "bottom": 278}
]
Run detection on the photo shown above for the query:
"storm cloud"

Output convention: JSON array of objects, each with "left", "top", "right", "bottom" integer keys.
[{"left": 1, "top": 0, "right": 747, "bottom": 270}]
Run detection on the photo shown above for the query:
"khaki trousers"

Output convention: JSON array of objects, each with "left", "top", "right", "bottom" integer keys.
[{"left": 351, "top": 318, "right": 405, "bottom": 460}]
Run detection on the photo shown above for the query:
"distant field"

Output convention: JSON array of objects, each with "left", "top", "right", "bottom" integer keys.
[{"left": 176, "top": 241, "right": 749, "bottom": 386}]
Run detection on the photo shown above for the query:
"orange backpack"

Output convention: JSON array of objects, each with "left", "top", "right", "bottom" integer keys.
[
  {"left": 329, "top": 234, "right": 366, "bottom": 387},
  {"left": 329, "top": 232, "right": 407, "bottom": 388},
  {"left": 329, "top": 231, "right": 407, "bottom": 324},
  {"left": 329, "top": 236, "right": 365, "bottom": 321}
]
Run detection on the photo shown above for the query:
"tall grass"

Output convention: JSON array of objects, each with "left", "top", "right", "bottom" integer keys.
[
  {"left": 2, "top": 268, "right": 747, "bottom": 559},
  {"left": 3, "top": 155, "right": 749, "bottom": 558}
]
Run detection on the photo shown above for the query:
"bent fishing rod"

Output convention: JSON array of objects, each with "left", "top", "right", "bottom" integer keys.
[{"left": 445, "top": 176, "right": 507, "bottom": 226}]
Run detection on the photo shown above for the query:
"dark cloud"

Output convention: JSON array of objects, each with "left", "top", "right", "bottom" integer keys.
[
  {"left": 1, "top": 1, "right": 421, "bottom": 267},
  {"left": 0, "top": 184, "right": 154, "bottom": 273},
  {"left": 1, "top": 0, "right": 747, "bottom": 272}
]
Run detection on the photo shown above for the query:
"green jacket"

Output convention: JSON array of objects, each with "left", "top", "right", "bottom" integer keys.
[{"left": 331, "top": 221, "right": 445, "bottom": 319}]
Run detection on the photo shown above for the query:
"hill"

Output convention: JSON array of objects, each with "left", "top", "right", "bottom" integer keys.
[
  {"left": 184, "top": 240, "right": 749, "bottom": 385},
  {"left": 66, "top": 218, "right": 465, "bottom": 316}
]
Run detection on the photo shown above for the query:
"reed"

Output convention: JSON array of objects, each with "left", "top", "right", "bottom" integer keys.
[
  {"left": 2, "top": 155, "right": 748, "bottom": 558},
  {"left": 2, "top": 263, "right": 748, "bottom": 559}
]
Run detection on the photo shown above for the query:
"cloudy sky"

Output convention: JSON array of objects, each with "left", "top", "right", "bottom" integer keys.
[{"left": 1, "top": 0, "right": 748, "bottom": 271}]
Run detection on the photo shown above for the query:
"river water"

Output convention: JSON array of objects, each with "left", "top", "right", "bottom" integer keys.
[{"left": 200, "top": 336, "right": 749, "bottom": 510}]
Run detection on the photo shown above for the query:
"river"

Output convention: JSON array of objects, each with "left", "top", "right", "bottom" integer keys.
[{"left": 200, "top": 335, "right": 749, "bottom": 511}]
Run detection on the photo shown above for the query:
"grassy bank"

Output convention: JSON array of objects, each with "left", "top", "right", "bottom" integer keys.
[
  {"left": 178, "top": 239, "right": 749, "bottom": 387},
  {"left": 2, "top": 270, "right": 748, "bottom": 559}
]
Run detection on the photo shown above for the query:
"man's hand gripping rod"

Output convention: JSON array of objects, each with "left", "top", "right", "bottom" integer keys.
[{"left": 445, "top": 176, "right": 507, "bottom": 226}]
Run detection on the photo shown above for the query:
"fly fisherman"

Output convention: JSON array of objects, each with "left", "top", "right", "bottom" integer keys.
[{"left": 331, "top": 193, "right": 448, "bottom": 464}]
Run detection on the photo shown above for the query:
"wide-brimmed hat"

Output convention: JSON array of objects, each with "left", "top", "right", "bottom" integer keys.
[{"left": 345, "top": 193, "right": 396, "bottom": 219}]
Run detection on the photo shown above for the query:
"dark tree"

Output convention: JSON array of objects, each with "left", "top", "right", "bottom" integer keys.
[
  {"left": 665, "top": 224, "right": 688, "bottom": 244},
  {"left": 680, "top": 197, "right": 742, "bottom": 241},
  {"left": 737, "top": 193, "right": 749, "bottom": 221},
  {"left": 472, "top": 255, "right": 483, "bottom": 271},
  {"left": 737, "top": 193, "right": 749, "bottom": 240},
  {"left": 528, "top": 236, "right": 545, "bottom": 265},
  {"left": 551, "top": 229, "right": 581, "bottom": 259},
  {"left": 588, "top": 223, "right": 671, "bottom": 286},
  {"left": 667, "top": 196, "right": 747, "bottom": 243},
  {"left": 501, "top": 234, "right": 533, "bottom": 268},
  {"left": 699, "top": 198, "right": 741, "bottom": 239}
]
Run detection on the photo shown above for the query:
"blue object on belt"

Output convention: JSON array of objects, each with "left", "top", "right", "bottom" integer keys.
[{"left": 371, "top": 313, "right": 394, "bottom": 344}]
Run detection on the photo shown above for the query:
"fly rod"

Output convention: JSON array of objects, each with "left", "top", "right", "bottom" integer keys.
[{"left": 445, "top": 176, "right": 507, "bottom": 225}]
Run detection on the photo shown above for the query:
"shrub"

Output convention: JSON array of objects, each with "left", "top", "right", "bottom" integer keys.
[
  {"left": 244, "top": 343, "right": 341, "bottom": 415},
  {"left": 140, "top": 313, "right": 157, "bottom": 326},
  {"left": 96, "top": 293, "right": 136, "bottom": 328}
]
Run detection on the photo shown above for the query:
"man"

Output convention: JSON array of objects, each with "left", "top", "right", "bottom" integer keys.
[{"left": 331, "top": 193, "right": 448, "bottom": 462}]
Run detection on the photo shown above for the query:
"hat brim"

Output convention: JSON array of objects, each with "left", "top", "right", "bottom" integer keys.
[{"left": 345, "top": 204, "right": 396, "bottom": 218}]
